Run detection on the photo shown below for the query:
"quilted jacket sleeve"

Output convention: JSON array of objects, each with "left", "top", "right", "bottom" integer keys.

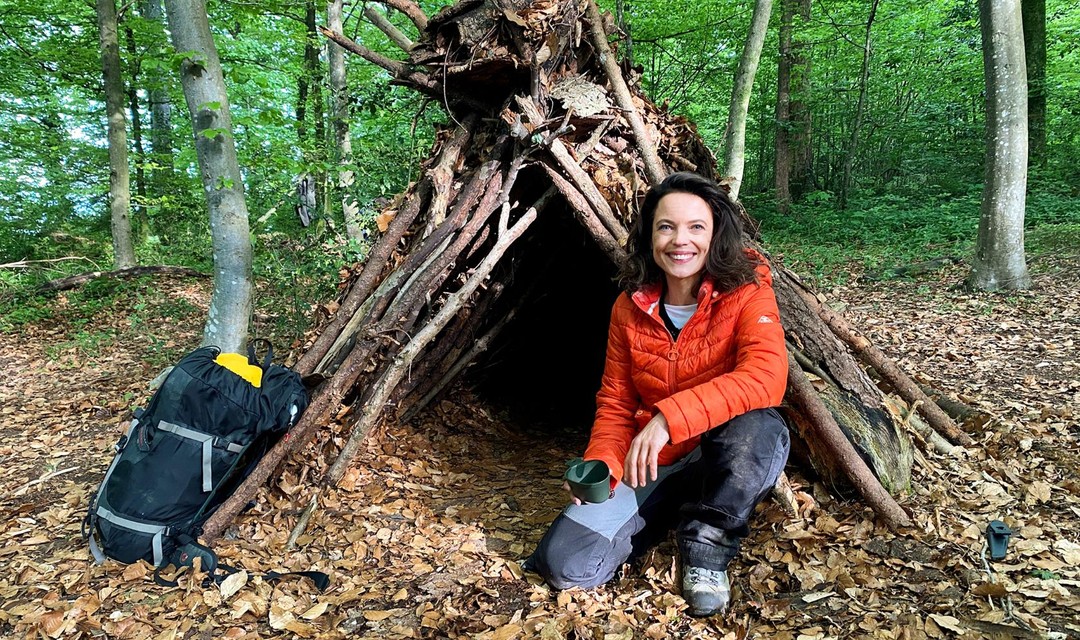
[
  {"left": 656, "top": 274, "right": 788, "bottom": 444},
  {"left": 583, "top": 296, "right": 640, "bottom": 484}
]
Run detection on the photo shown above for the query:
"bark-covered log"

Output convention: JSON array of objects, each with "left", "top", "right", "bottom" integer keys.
[{"left": 38, "top": 265, "right": 208, "bottom": 293}]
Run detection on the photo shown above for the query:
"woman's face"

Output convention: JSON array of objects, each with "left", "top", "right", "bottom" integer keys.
[{"left": 650, "top": 192, "right": 714, "bottom": 287}]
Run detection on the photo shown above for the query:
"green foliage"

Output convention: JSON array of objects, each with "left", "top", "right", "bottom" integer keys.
[
  {"left": 753, "top": 185, "right": 1080, "bottom": 286},
  {"left": 0, "top": 0, "right": 1077, "bottom": 333}
]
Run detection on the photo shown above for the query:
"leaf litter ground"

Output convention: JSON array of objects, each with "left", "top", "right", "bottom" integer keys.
[{"left": 0, "top": 256, "right": 1077, "bottom": 640}]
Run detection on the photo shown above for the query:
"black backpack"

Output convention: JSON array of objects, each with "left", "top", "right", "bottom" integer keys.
[{"left": 84, "top": 342, "right": 309, "bottom": 578}]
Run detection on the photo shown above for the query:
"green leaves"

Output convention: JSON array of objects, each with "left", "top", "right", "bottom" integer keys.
[{"left": 198, "top": 127, "right": 229, "bottom": 140}]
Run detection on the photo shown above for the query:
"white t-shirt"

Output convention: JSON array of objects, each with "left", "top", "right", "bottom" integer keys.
[{"left": 663, "top": 303, "right": 697, "bottom": 330}]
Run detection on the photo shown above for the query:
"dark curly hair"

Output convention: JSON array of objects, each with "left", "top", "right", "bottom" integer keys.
[{"left": 619, "top": 172, "right": 760, "bottom": 294}]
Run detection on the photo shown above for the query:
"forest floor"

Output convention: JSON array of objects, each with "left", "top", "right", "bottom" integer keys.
[{"left": 0, "top": 252, "right": 1078, "bottom": 640}]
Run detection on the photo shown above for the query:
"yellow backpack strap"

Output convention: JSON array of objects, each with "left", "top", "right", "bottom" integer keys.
[{"left": 214, "top": 352, "right": 263, "bottom": 388}]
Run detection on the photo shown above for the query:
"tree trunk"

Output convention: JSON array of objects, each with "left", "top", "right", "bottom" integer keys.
[
  {"left": 722, "top": 0, "right": 772, "bottom": 202},
  {"left": 97, "top": 0, "right": 136, "bottom": 269},
  {"left": 165, "top": 0, "right": 254, "bottom": 353},
  {"left": 328, "top": 0, "right": 362, "bottom": 240},
  {"left": 1021, "top": 0, "right": 1045, "bottom": 165},
  {"left": 202, "top": 0, "right": 956, "bottom": 542},
  {"left": 838, "top": 0, "right": 879, "bottom": 210},
  {"left": 774, "top": 0, "right": 794, "bottom": 213},
  {"left": 140, "top": 0, "right": 177, "bottom": 200},
  {"left": 789, "top": 0, "right": 812, "bottom": 200},
  {"left": 969, "top": 0, "right": 1032, "bottom": 291},
  {"left": 124, "top": 23, "right": 149, "bottom": 241},
  {"left": 615, "top": 0, "right": 633, "bottom": 65}
]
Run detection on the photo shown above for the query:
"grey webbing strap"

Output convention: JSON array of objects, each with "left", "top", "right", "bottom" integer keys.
[
  {"left": 96, "top": 506, "right": 167, "bottom": 566},
  {"left": 157, "top": 421, "right": 244, "bottom": 492},
  {"left": 88, "top": 530, "right": 106, "bottom": 563}
]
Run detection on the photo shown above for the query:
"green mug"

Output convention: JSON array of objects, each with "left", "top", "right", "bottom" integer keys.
[{"left": 564, "top": 458, "right": 611, "bottom": 504}]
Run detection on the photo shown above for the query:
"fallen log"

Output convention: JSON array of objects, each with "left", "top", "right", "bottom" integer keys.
[{"left": 38, "top": 265, "right": 208, "bottom": 293}]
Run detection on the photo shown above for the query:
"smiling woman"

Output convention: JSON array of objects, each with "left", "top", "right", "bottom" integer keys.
[{"left": 527, "top": 172, "right": 790, "bottom": 617}]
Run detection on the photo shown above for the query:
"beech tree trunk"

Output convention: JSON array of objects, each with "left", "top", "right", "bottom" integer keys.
[
  {"left": 838, "top": 0, "right": 879, "bottom": 211},
  {"left": 123, "top": 24, "right": 149, "bottom": 241},
  {"left": 722, "top": 0, "right": 772, "bottom": 202},
  {"left": 97, "top": 0, "right": 136, "bottom": 269},
  {"left": 328, "top": 0, "right": 362, "bottom": 240},
  {"left": 140, "top": 0, "right": 177, "bottom": 199},
  {"left": 1021, "top": 0, "right": 1045, "bottom": 165},
  {"left": 165, "top": 0, "right": 253, "bottom": 353},
  {"left": 199, "top": 0, "right": 977, "bottom": 541},
  {"left": 775, "top": 0, "right": 794, "bottom": 213},
  {"left": 789, "top": 0, "right": 813, "bottom": 200},
  {"left": 970, "top": 0, "right": 1032, "bottom": 291}
]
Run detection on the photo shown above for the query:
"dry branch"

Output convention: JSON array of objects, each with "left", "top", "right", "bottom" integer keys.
[
  {"left": 381, "top": 0, "right": 429, "bottom": 31},
  {"left": 324, "top": 190, "right": 550, "bottom": 484},
  {"left": 363, "top": 5, "right": 414, "bottom": 51},
  {"left": 318, "top": 26, "right": 408, "bottom": 76},
  {"left": 38, "top": 265, "right": 208, "bottom": 293},
  {"left": 584, "top": 0, "right": 666, "bottom": 186},
  {"left": 296, "top": 180, "right": 433, "bottom": 377}
]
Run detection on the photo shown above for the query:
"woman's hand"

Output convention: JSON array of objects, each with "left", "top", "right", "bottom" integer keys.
[
  {"left": 562, "top": 480, "right": 583, "bottom": 506},
  {"left": 624, "top": 412, "right": 670, "bottom": 488}
]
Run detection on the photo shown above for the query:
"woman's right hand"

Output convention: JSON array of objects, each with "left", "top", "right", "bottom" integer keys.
[{"left": 562, "top": 480, "right": 583, "bottom": 506}]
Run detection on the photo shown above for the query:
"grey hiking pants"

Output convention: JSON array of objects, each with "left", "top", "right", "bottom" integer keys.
[{"left": 528, "top": 408, "right": 790, "bottom": 590}]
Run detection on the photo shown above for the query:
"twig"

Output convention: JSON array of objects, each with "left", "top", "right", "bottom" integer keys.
[
  {"left": 1, "top": 256, "right": 95, "bottom": 269},
  {"left": 13, "top": 467, "right": 79, "bottom": 497},
  {"left": 285, "top": 494, "right": 318, "bottom": 550}
]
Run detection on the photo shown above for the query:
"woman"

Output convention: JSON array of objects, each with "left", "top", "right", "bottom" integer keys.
[{"left": 527, "top": 172, "right": 790, "bottom": 617}]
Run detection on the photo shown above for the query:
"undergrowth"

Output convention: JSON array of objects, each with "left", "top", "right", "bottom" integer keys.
[
  {"left": 1, "top": 190, "right": 1077, "bottom": 338},
  {"left": 751, "top": 188, "right": 1080, "bottom": 287}
]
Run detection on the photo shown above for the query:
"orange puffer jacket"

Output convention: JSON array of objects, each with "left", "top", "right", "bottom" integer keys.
[{"left": 583, "top": 260, "right": 788, "bottom": 484}]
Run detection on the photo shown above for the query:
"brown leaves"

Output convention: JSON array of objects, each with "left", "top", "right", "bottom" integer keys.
[{"left": 4, "top": 259, "right": 1080, "bottom": 638}]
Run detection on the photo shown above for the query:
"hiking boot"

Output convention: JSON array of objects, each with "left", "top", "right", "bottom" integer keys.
[{"left": 682, "top": 565, "right": 730, "bottom": 617}]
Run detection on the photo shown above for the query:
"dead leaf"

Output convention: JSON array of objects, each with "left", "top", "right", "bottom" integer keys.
[
  {"left": 300, "top": 602, "right": 328, "bottom": 620},
  {"left": 801, "top": 591, "right": 836, "bottom": 603},
  {"left": 491, "top": 623, "right": 522, "bottom": 640},
  {"left": 269, "top": 603, "right": 294, "bottom": 630},
  {"left": 122, "top": 562, "right": 148, "bottom": 581},
  {"left": 928, "top": 614, "right": 965, "bottom": 634},
  {"left": 375, "top": 211, "right": 396, "bottom": 232},
  {"left": 219, "top": 570, "right": 248, "bottom": 600}
]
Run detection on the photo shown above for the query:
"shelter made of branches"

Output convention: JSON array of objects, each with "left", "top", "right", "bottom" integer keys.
[{"left": 204, "top": 0, "right": 978, "bottom": 540}]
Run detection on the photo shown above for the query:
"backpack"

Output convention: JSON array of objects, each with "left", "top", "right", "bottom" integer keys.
[{"left": 83, "top": 342, "right": 309, "bottom": 577}]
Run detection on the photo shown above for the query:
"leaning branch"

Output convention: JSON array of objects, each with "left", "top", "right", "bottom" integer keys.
[
  {"left": 363, "top": 5, "right": 414, "bottom": 51},
  {"left": 584, "top": 0, "right": 667, "bottom": 186},
  {"left": 318, "top": 26, "right": 407, "bottom": 76},
  {"left": 324, "top": 190, "right": 550, "bottom": 484},
  {"left": 795, "top": 286, "right": 975, "bottom": 447},
  {"left": 381, "top": 0, "right": 429, "bottom": 32}
]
